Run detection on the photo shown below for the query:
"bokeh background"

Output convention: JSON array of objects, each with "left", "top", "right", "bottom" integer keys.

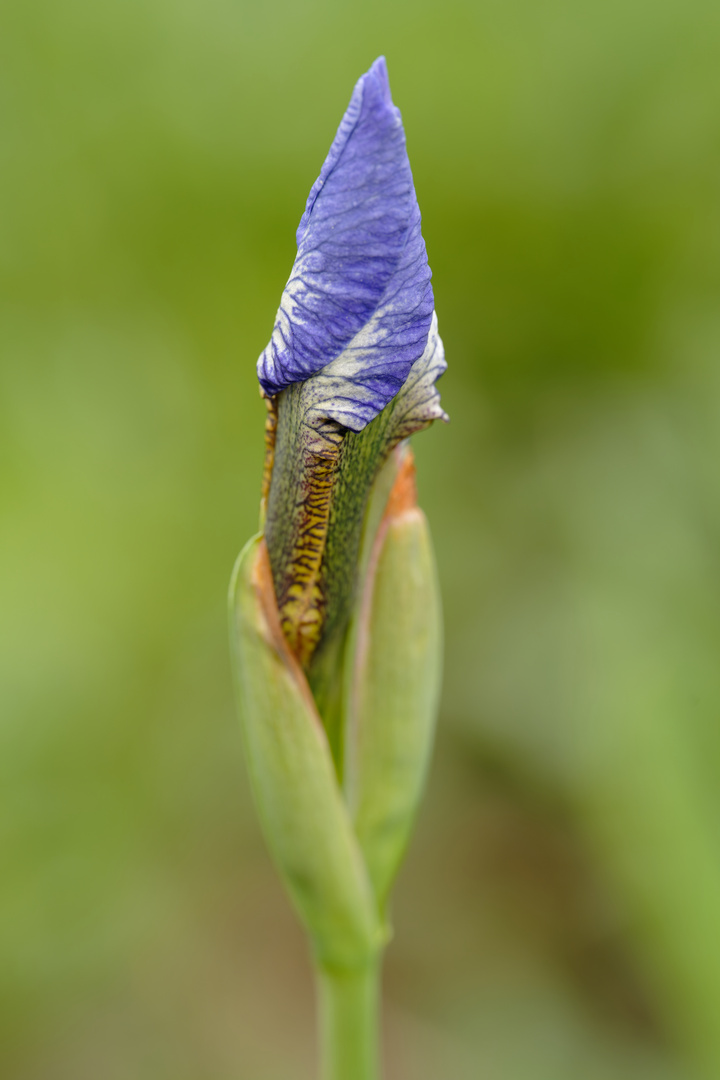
[{"left": 3, "top": 1, "right": 720, "bottom": 1077}]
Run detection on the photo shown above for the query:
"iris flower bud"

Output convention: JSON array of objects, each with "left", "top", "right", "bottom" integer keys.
[
  {"left": 258, "top": 57, "right": 446, "bottom": 700},
  {"left": 229, "top": 56, "right": 446, "bottom": 1080},
  {"left": 257, "top": 56, "right": 438, "bottom": 428}
]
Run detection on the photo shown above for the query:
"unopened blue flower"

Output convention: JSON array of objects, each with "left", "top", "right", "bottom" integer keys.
[{"left": 257, "top": 56, "right": 438, "bottom": 431}]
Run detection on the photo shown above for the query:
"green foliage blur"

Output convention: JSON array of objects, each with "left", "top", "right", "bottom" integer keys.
[{"left": 2, "top": 1, "right": 719, "bottom": 1076}]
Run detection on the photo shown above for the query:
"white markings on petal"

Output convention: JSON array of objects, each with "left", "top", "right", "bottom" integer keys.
[
  {"left": 305, "top": 311, "right": 447, "bottom": 432},
  {"left": 256, "top": 56, "right": 435, "bottom": 420},
  {"left": 388, "top": 312, "right": 449, "bottom": 434}
]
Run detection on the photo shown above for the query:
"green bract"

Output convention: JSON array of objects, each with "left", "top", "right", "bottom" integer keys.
[
  {"left": 344, "top": 466, "right": 442, "bottom": 917},
  {"left": 229, "top": 444, "right": 442, "bottom": 964},
  {"left": 229, "top": 535, "right": 379, "bottom": 970}
]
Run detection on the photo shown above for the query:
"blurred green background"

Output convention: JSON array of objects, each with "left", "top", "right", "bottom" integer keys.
[{"left": 2, "top": 1, "right": 720, "bottom": 1077}]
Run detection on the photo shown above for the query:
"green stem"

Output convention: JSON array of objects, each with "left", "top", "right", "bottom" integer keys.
[{"left": 317, "top": 959, "right": 381, "bottom": 1080}]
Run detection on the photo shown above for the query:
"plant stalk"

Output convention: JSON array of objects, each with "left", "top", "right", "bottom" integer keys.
[{"left": 317, "top": 958, "right": 381, "bottom": 1080}]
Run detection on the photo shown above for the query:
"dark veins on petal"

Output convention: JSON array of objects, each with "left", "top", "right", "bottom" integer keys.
[{"left": 257, "top": 56, "right": 434, "bottom": 428}]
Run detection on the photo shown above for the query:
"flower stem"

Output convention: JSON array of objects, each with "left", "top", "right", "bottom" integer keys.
[{"left": 317, "top": 959, "right": 381, "bottom": 1080}]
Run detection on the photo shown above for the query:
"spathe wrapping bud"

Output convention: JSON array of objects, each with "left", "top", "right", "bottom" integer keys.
[
  {"left": 229, "top": 535, "right": 380, "bottom": 970},
  {"left": 343, "top": 447, "right": 442, "bottom": 916}
]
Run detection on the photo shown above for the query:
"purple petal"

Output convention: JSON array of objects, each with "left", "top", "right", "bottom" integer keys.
[{"left": 257, "top": 56, "right": 435, "bottom": 429}]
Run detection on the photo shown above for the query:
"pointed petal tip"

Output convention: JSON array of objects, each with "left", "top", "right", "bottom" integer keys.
[
  {"left": 362, "top": 55, "right": 398, "bottom": 118},
  {"left": 366, "top": 56, "right": 391, "bottom": 99}
]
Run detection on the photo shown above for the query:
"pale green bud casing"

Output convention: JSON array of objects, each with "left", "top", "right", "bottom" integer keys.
[
  {"left": 228, "top": 536, "right": 381, "bottom": 971},
  {"left": 228, "top": 447, "right": 442, "bottom": 954},
  {"left": 344, "top": 450, "right": 442, "bottom": 917}
]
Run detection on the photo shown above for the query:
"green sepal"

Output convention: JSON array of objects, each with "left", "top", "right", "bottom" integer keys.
[
  {"left": 229, "top": 535, "right": 382, "bottom": 971},
  {"left": 343, "top": 494, "right": 443, "bottom": 915}
]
